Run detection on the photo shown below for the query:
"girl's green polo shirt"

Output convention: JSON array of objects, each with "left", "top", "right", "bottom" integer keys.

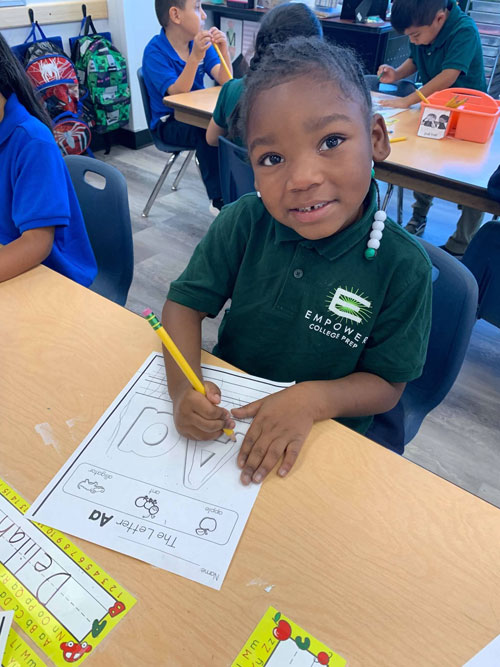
[
  {"left": 168, "top": 189, "right": 432, "bottom": 434},
  {"left": 409, "top": 0, "right": 487, "bottom": 92}
]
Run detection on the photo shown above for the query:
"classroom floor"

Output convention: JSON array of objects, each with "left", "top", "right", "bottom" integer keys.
[{"left": 97, "top": 144, "right": 500, "bottom": 508}]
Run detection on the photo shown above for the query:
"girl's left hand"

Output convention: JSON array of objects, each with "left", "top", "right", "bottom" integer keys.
[
  {"left": 209, "top": 27, "right": 228, "bottom": 49},
  {"left": 231, "top": 385, "right": 316, "bottom": 485},
  {"left": 378, "top": 97, "right": 412, "bottom": 109}
]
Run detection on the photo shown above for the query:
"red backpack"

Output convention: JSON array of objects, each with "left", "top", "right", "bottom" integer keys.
[{"left": 23, "top": 29, "right": 91, "bottom": 155}]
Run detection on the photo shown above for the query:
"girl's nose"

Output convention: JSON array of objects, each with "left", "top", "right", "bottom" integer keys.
[
  {"left": 286, "top": 157, "right": 324, "bottom": 192},
  {"left": 201, "top": 8, "right": 207, "bottom": 20}
]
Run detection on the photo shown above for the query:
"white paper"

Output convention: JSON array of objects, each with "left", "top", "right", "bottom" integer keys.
[
  {"left": 463, "top": 634, "right": 500, "bottom": 666},
  {"left": 372, "top": 103, "right": 408, "bottom": 120},
  {"left": 0, "top": 611, "right": 14, "bottom": 665},
  {"left": 28, "top": 354, "right": 292, "bottom": 590}
]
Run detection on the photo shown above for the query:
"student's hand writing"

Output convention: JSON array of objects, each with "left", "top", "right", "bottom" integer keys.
[
  {"left": 231, "top": 385, "right": 315, "bottom": 486},
  {"left": 209, "top": 27, "right": 228, "bottom": 50},
  {"left": 377, "top": 64, "right": 397, "bottom": 83},
  {"left": 172, "top": 381, "right": 235, "bottom": 440},
  {"left": 191, "top": 30, "right": 213, "bottom": 61}
]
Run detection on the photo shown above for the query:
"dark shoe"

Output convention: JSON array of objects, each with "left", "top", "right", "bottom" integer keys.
[
  {"left": 405, "top": 218, "right": 427, "bottom": 236},
  {"left": 209, "top": 197, "right": 224, "bottom": 216},
  {"left": 439, "top": 244, "right": 464, "bottom": 260}
]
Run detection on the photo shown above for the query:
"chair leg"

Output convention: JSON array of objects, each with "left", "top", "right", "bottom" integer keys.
[
  {"left": 171, "top": 150, "right": 195, "bottom": 191},
  {"left": 382, "top": 183, "right": 394, "bottom": 210},
  {"left": 397, "top": 186, "right": 404, "bottom": 225},
  {"left": 142, "top": 152, "right": 180, "bottom": 218}
]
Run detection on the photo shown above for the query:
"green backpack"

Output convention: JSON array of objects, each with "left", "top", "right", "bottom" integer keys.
[{"left": 73, "top": 32, "right": 131, "bottom": 134}]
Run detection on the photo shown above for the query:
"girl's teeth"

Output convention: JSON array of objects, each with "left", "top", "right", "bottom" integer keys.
[{"left": 298, "top": 203, "right": 326, "bottom": 212}]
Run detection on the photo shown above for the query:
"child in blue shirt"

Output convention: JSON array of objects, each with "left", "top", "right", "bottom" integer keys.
[
  {"left": 143, "top": 0, "right": 232, "bottom": 212},
  {"left": 162, "top": 37, "right": 432, "bottom": 486},
  {"left": 0, "top": 34, "right": 97, "bottom": 286}
]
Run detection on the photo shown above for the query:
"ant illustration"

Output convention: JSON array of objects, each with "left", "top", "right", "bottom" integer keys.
[{"left": 135, "top": 495, "right": 160, "bottom": 519}]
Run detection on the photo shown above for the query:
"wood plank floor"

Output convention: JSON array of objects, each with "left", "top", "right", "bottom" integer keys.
[{"left": 97, "top": 144, "right": 500, "bottom": 507}]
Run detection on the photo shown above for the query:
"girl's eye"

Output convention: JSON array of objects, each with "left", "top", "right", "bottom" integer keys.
[
  {"left": 260, "top": 154, "right": 283, "bottom": 167},
  {"left": 320, "top": 135, "right": 344, "bottom": 151}
]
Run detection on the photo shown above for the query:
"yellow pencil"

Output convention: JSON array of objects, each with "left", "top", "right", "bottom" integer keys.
[
  {"left": 415, "top": 88, "right": 430, "bottom": 104},
  {"left": 143, "top": 309, "right": 236, "bottom": 440},
  {"left": 389, "top": 136, "right": 407, "bottom": 143},
  {"left": 212, "top": 42, "right": 232, "bottom": 80}
]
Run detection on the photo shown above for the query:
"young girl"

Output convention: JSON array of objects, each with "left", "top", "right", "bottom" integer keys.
[
  {"left": 164, "top": 37, "right": 432, "bottom": 485},
  {"left": 0, "top": 33, "right": 97, "bottom": 285},
  {"left": 206, "top": 2, "right": 322, "bottom": 146}
]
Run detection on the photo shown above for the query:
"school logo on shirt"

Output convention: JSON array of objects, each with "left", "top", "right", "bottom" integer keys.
[{"left": 326, "top": 287, "right": 372, "bottom": 324}]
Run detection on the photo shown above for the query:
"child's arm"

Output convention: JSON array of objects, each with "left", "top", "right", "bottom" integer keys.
[
  {"left": 0, "top": 227, "right": 54, "bottom": 282},
  {"left": 208, "top": 27, "right": 233, "bottom": 85},
  {"left": 232, "top": 373, "right": 404, "bottom": 485},
  {"left": 162, "top": 299, "right": 235, "bottom": 440},
  {"left": 206, "top": 117, "right": 226, "bottom": 146},
  {"left": 166, "top": 31, "right": 213, "bottom": 95},
  {"left": 379, "top": 68, "right": 461, "bottom": 108}
]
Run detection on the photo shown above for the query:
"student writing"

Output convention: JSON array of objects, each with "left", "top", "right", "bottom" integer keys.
[
  {"left": 0, "top": 34, "right": 97, "bottom": 285},
  {"left": 143, "top": 0, "right": 232, "bottom": 213},
  {"left": 206, "top": 2, "right": 323, "bottom": 147},
  {"left": 162, "top": 37, "right": 432, "bottom": 486},
  {"left": 377, "top": 0, "right": 486, "bottom": 257}
]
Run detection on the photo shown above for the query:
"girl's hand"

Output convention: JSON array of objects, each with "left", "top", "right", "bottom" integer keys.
[
  {"left": 191, "top": 30, "right": 213, "bottom": 61},
  {"left": 377, "top": 64, "right": 397, "bottom": 83},
  {"left": 209, "top": 27, "right": 228, "bottom": 50},
  {"left": 231, "top": 385, "right": 316, "bottom": 485},
  {"left": 173, "top": 381, "right": 235, "bottom": 440}
]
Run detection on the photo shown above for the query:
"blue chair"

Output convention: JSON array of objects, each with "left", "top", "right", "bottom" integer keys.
[
  {"left": 65, "top": 155, "right": 134, "bottom": 307},
  {"left": 462, "top": 220, "right": 500, "bottom": 328},
  {"left": 218, "top": 136, "right": 255, "bottom": 204},
  {"left": 137, "top": 67, "right": 195, "bottom": 217},
  {"left": 366, "top": 240, "right": 479, "bottom": 453}
]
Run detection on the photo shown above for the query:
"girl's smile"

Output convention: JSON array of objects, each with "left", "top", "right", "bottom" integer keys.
[{"left": 247, "top": 75, "right": 390, "bottom": 240}]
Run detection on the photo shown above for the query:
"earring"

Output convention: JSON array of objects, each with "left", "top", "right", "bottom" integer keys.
[
  {"left": 364, "top": 210, "right": 386, "bottom": 260},
  {"left": 256, "top": 191, "right": 261, "bottom": 198}
]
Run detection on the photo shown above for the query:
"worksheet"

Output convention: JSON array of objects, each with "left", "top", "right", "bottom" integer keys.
[
  {"left": 233, "top": 607, "right": 346, "bottom": 667},
  {"left": 0, "top": 480, "right": 134, "bottom": 666},
  {"left": 372, "top": 103, "right": 408, "bottom": 120},
  {"left": 0, "top": 612, "right": 13, "bottom": 666},
  {"left": 28, "top": 354, "right": 292, "bottom": 590},
  {"left": 463, "top": 634, "right": 500, "bottom": 666}
]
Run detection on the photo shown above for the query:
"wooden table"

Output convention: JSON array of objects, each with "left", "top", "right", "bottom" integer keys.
[
  {"left": 166, "top": 86, "right": 500, "bottom": 215},
  {"left": 3, "top": 266, "right": 500, "bottom": 666}
]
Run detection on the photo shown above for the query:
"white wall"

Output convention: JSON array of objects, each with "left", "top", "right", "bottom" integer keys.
[{"left": 2, "top": 0, "right": 109, "bottom": 59}]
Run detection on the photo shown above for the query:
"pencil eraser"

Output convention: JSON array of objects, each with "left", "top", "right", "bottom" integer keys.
[{"left": 142, "top": 308, "right": 153, "bottom": 317}]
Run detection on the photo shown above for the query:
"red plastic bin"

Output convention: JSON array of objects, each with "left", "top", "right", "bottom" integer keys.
[{"left": 418, "top": 87, "right": 500, "bottom": 143}]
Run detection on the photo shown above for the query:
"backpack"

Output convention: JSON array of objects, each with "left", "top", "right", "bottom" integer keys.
[
  {"left": 22, "top": 26, "right": 91, "bottom": 155},
  {"left": 72, "top": 18, "right": 131, "bottom": 134}
]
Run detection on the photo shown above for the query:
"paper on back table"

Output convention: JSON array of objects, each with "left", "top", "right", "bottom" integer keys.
[{"left": 28, "top": 353, "right": 292, "bottom": 590}]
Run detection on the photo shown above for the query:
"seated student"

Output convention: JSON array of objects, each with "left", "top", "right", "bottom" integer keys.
[
  {"left": 162, "top": 37, "right": 432, "bottom": 486},
  {"left": 143, "top": 0, "right": 232, "bottom": 213},
  {"left": 206, "top": 2, "right": 322, "bottom": 147},
  {"left": 378, "top": 0, "right": 486, "bottom": 258},
  {"left": 0, "top": 34, "right": 97, "bottom": 286}
]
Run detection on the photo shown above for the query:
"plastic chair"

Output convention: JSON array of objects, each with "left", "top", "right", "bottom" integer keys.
[
  {"left": 218, "top": 136, "right": 255, "bottom": 204},
  {"left": 462, "top": 220, "right": 500, "bottom": 328},
  {"left": 64, "top": 155, "right": 134, "bottom": 306},
  {"left": 366, "top": 239, "right": 479, "bottom": 453},
  {"left": 137, "top": 68, "right": 195, "bottom": 217}
]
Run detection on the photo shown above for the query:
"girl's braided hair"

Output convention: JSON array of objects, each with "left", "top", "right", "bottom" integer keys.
[{"left": 236, "top": 36, "right": 373, "bottom": 145}]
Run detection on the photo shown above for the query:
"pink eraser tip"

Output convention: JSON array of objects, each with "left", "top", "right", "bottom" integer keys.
[{"left": 142, "top": 308, "right": 153, "bottom": 317}]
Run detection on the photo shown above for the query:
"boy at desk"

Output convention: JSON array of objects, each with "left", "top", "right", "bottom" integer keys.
[
  {"left": 143, "top": 0, "right": 232, "bottom": 213},
  {"left": 378, "top": 0, "right": 486, "bottom": 258}
]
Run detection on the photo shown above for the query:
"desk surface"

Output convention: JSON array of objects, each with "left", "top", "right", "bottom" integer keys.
[
  {"left": 3, "top": 267, "right": 500, "bottom": 666},
  {"left": 166, "top": 87, "right": 499, "bottom": 200}
]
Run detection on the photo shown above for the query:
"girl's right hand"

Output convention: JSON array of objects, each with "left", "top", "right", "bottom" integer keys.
[
  {"left": 191, "top": 30, "right": 212, "bottom": 61},
  {"left": 377, "top": 64, "right": 397, "bottom": 83},
  {"left": 172, "top": 381, "right": 235, "bottom": 440}
]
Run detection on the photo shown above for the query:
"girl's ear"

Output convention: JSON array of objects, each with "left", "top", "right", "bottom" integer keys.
[
  {"left": 169, "top": 6, "right": 182, "bottom": 24},
  {"left": 371, "top": 113, "right": 391, "bottom": 163}
]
